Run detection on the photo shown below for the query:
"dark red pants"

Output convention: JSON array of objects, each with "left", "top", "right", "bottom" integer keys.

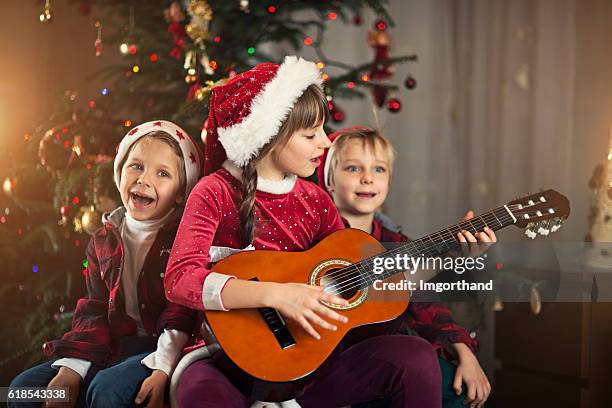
[{"left": 177, "top": 335, "right": 442, "bottom": 408}]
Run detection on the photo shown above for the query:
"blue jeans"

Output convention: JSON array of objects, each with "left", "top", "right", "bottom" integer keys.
[{"left": 9, "top": 352, "right": 153, "bottom": 408}]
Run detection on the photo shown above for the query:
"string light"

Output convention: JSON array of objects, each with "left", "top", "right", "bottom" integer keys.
[
  {"left": 128, "top": 44, "right": 137, "bottom": 55},
  {"left": 316, "top": 62, "right": 325, "bottom": 69},
  {"left": 214, "top": 36, "right": 221, "bottom": 43},
  {"left": 267, "top": 5, "right": 276, "bottom": 13},
  {"left": 361, "top": 74, "right": 370, "bottom": 81},
  {"left": 247, "top": 47, "right": 255, "bottom": 54},
  {"left": 327, "top": 12, "right": 337, "bottom": 20},
  {"left": 100, "top": 88, "right": 109, "bottom": 96},
  {"left": 32, "top": 265, "right": 39, "bottom": 273},
  {"left": 88, "top": 100, "right": 95, "bottom": 108},
  {"left": 149, "top": 54, "right": 158, "bottom": 62},
  {"left": 303, "top": 37, "right": 313, "bottom": 46},
  {"left": 120, "top": 43, "right": 129, "bottom": 54},
  {"left": 124, "top": 120, "right": 132, "bottom": 127},
  {"left": 132, "top": 65, "right": 140, "bottom": 73},
  {"left": 347, "top": 81, "right": 355, "bottom": 88},
  {"left": 72, "top": 196, "right": 80, "bottom": 205},
  {"left": 322, "top": 73, "right": 329, "bottom": 81}
]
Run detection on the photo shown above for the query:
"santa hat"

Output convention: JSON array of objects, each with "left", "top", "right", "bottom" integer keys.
[
  {"left": 114, "top": 120, "right": 203, "bottom": 198},
  {"left": 316, "top": 126, "right": 374, "bottom": 194},
  {"left": 204, "top": 55, "right": 323, "bottom": 175}
]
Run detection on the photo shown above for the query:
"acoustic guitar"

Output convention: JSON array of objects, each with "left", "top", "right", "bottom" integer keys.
[{"left": 204, "top": 190, "right": 570, "bottom": 401}]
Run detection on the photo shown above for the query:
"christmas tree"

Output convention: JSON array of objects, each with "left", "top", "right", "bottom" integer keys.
[{"left": 0, "top": 0, "right": 416, "bottom": 383}]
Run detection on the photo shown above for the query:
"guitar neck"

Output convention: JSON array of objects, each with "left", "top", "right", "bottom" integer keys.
[{"left": 354, "top": 206, "right": 516, "bottom": 286}]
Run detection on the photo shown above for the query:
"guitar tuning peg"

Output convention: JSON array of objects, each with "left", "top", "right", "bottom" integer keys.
[
  {"left": 537, "top": 220, "right": 550, "bottom": 236},
  {"left": 550, "top": 218, "right": 563, "bottom": 233},
  {"left": 525, "top": 222, "right": 537, "bottom": 239}
]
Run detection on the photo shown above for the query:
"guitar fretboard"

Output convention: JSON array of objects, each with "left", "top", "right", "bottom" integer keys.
[{"left": 337, "top": 206, "right": 515, "bottom": 291}]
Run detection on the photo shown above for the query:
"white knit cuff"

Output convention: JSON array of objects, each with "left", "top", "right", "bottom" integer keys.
[
  {"left": 52, "top": 358, "right": 91, "bottom": 380},
  {"left": 203, "top": 272, "right": 235, "bottom": 311}
]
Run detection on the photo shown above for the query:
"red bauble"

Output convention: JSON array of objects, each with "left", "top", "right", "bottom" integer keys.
[
  {"left": 353, "top": 15, "right": 363, "bottom": 25},
  {"left": 373, "top": 85, "right": 388, "bottom": 108},
  {"left": 332, "top": 108, "right": 345, "bottom": 123},
  {"left": 387, "top": 98, "right": 402, "bottom": 113},
  {"left": 405, "top": 76, "right": 417, "bottom": 90},
  {"left": 374, "top": 19, "right": 387, "bottom": 31},
  {"left": 328, "top": 100, "right": 345, "bottom": 123}
]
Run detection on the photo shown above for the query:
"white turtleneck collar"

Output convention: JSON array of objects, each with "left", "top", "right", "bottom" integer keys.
[
  {"left": 222, "top": 160, "right": 297, "bottom": 195},
  {"left": 124, "top": 207, "right": 177, "bottom": 237}
]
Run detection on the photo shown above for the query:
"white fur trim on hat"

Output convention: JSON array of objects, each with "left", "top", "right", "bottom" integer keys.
[
  {"left": 114, "top": 120, "right": 202, "bottom": 198},
  {"left": 218, "top": 56, "right": 323, "bottom": 167}
]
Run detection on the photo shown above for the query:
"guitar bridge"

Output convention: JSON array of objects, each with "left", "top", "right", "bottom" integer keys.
[
  {"left": 249, "top": 277, "right": 296, "bottom": 349},
  {"left": 258, "top": 307, "right": 296, "bottom": 349}
]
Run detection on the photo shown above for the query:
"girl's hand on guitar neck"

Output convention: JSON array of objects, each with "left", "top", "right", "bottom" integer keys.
[{"left": 266, "top": 283, "right": 349, "bottom": 340}]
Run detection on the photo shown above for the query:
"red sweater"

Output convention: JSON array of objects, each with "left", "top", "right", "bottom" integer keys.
[{"left": 164, "top": 168, "right": 345, "bottom": 310}]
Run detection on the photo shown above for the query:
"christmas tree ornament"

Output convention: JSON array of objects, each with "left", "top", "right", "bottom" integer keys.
[
  {"left": 186, "top": 0, "right": 214, "bottom": 75},
  {"left": 404, "top": 75, "right": 417, "bottom": 89},
  {"left": 39, "top": 0, "right": 52, "bottom": 23},
  {"left": 60, "top": 205, "right": 71, "bottom": 217},
  {"left": 74, "top": 205, "right": 102, "bottom": 235},
  {"left": 327, "top": 100, "right": 345, "bottom": 123},
  {"left": 94, "top": 21, "right": 103, "bottom": 57},
  {"left": 38, "top": 122, "right": 75, "bottom": 175},
  {"left": 374, "top": 19, "right": 387, "bottom": 31},
  {"left": 120, "top": 7, "right": 137, "bottom": 56},
  {"left": 373, "top": 85, "right": 388, "bottom": 107},
  {"left": 386, "top": 97, "right": 402, "bottom": 113}
]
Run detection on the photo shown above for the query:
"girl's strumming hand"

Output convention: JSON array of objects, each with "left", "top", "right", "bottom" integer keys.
[{"left": 266, "top": 283, "right": 349, "bottom": 340}]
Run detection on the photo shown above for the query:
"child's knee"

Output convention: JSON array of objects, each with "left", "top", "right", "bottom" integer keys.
[
  {"left": 378, "top": 335, "right": 441, "bottom": 383},
  {"left": 86, "top": 369, "right": 126, "bottom": 407}
]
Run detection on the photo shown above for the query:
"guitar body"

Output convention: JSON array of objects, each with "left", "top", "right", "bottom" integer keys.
[
  {"left": 203, "top": 189, "right": 571, "bottom": 401},
  {"left": 205, "top": 228, "right": 410, "bottom": 401}
]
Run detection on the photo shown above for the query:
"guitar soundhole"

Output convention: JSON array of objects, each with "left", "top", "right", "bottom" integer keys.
[{"left": 320, "top": 267, "right": 361, "bottom": 300}]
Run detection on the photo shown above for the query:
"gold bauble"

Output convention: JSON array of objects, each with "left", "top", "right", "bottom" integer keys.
[
  {"left": 188, "top": 0, "right": 213, "bottom": 20},
  {"left": 74, "top": 205, "right": 102, "bottom": 235}
]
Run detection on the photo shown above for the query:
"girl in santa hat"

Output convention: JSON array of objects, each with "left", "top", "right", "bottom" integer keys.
[
  {"left": 10, "top": 121, "right": 202, "bottom": 408},
  {"left": 165, "top": 56, "right": 443, "bottom": 407},
  {"left": 318, "top": 126, "right": 493, "bottom": 408}
]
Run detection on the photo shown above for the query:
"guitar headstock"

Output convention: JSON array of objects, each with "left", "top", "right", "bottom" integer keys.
[{"left": 507, "top": 190, "right": 570, "bottom": 239}]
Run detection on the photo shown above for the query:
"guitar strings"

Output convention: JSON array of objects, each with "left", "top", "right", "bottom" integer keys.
[{"left": 321, "top": 205, "right": 538, "bottom": 295}]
